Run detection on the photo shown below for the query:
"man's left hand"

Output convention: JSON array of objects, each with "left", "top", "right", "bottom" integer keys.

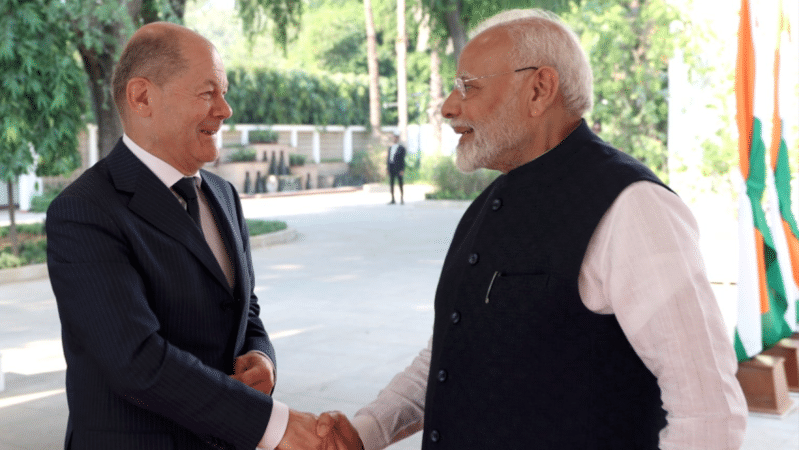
[{"left": 231, "top": 352, "right": 276, "bottom": 395}]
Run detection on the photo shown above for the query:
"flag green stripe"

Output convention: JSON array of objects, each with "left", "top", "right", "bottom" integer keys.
[
  {"left": 749, "top": 118, "right": 793, "bottom": 348},
  {"left": 775, "top": 129, "right": 799, "bottom": 237}
]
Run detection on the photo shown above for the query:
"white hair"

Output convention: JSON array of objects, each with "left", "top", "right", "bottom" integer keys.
[{"left": 471, "top": 9, "right": 593, "bottom": 116}]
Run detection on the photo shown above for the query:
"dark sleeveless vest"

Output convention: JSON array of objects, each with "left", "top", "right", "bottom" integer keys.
[{"left": 421, "top": 121, "right": 670, "bottom": 449}]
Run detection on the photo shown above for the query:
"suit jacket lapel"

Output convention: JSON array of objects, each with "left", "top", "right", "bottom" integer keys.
[
  {"left": 106, "top": 141, "right": 233, "bottom": 294},
  {"left": 200, "top": 173, "right": 247, "bottom": 299}
]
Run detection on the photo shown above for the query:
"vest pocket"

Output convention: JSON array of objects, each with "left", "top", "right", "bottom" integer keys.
[{"left": 484, "top": 272, "right": 563, "bottom": 319}]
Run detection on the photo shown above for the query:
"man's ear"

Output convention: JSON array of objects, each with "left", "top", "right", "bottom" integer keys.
[
  {"left": 126, "top": 78, "right": 153, "bottom": 118},
  {"left": 525, "top": 66, "right": 560, "bottom": 117}
]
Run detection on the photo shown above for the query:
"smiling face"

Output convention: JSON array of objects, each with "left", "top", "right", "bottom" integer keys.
[
  {"left": 148, "top": 35, "right": 232, "bottom": 174},
  {"left": 442, "top": 27, "right": 531, "bottom": 173}
]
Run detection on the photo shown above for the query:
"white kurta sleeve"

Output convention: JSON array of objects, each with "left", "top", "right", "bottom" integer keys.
[
  {"left": 578, "top": 181, "right": 747, "bottom": 450},
  {"left": 352, "top": 338, "right": 431, "bottom": 450}
]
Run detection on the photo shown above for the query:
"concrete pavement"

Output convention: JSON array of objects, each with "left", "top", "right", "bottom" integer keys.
[{"left": 0, "top": 185, "right": 797, "bottom": 449}]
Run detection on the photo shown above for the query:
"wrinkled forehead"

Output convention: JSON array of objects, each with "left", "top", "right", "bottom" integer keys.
[
  {"left": 457, "top": 27, "right": 515, "bottom": 77},
  {"left": 185, "top": 39, "right": 228, "bottom": 88},
  {"left": 210, "top": 50, "right": 228, "bottom": 87}
]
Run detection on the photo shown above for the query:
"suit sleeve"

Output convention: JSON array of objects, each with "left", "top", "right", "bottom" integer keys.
[
  {"left": 231, "top": 184, "right": 276, "bottom": 365},
  {"left": 47, "top": 192, "right": 272, "bottom": 450}
]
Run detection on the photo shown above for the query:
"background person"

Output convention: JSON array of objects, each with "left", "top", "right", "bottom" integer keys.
[{"left": 387, "top": 132, "right": 406, "bottom": 204}]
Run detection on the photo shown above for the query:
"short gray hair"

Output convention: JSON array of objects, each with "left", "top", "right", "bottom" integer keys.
[
  {"left": 471, "top": 9, "right": 593, "bottom": 116},
  {"left": 111, "top": 26, "right": 189, "bottom": 117}
]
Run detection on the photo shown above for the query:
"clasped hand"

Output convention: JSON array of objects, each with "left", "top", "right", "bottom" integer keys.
[
  {"left": 278, "top": 409, "right": 363, "bottom": 450},
  {"left": 230, "top": 353, "right": 362, "bottom": 449},
  {"left": 231, "top": 352, "right": 276, "bottom": 395}
]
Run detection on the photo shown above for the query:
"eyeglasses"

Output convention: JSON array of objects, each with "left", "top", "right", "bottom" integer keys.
[{"left": 453, "top": 66, "right": 538, "bottom": 99}]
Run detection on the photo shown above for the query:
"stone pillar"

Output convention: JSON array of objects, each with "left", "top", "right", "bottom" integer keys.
[
  {"left": 312, "top": 130, "right": 321, "bottom": 164},
  {"left": 343, "top": 127, "right": 354, "bottom": 163}
]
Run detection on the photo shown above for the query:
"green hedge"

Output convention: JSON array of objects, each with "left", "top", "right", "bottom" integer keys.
[
  {"left": 424, "top": 156, "right": 500, "bottom": 200},
  {"left": 0, "top": 222, "right": 45, "bottom": 237},
  {"left": 249, "top": 129, "right": 279, "bottom": 143},
  {"left": 227, "top": 68, "right": 370, "bottom": 126},
  {"left": 29, "top": 188, "right": 61, "bottom": 213},
  {"left": 0, "top": 220, "right": 288, "bottom": 269},
  {"left": 0, "top": 240, "right": 47, "bottom": 268},
  {"left": 245, "top": 219, "right": 288, "bottom": 236},
  {"left": 227, "top": 146, "right": 258, "bottom": 162},
  {"left": 226, "top": 68, "right": 430, "bottom": 127}
]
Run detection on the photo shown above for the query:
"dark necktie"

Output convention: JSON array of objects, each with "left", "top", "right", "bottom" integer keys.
[{"left": 172, "top": 177, "right": 201, "bottom": 228}]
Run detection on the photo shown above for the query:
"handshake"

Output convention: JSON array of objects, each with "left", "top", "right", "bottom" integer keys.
[
  {"left": 232, "top": 353, "right": 365, "bottom": 449},
  {"left": 277, "top": 409, "right": 363, "bottom": 450}
]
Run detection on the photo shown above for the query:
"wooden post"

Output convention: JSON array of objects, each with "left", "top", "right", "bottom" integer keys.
[
  {"left": 762, "top": 334, "right": 799, "bottom": 392},
  {"left": 736, "top": 354, "right": 792, "bottom": 415}
]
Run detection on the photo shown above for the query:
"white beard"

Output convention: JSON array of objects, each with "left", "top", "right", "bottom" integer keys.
[{"left": 454, "top": 96, "right": 525, "bottom": 173}]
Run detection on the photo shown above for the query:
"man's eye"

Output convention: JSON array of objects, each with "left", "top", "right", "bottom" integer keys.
[{"left": 463, "top": 84, "right": 475, "bottom": 91}]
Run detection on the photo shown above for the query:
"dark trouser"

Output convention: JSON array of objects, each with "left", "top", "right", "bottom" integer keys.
[{"left": 389, "top": 171, "right": 403, "bottom": 203}]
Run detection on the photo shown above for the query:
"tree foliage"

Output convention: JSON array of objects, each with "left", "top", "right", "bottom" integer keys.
[
  {"left": 564, "top": 0, "right": 685, "bottom": 179},
  {"left": 421, "top": 0, "right": 574, "bottom": 62},
  {"left": 236, "top": 0, "right": 305, "bottom": 51},
  {"left": 0, "top": 0, "right": 87, "bottom": 180}
]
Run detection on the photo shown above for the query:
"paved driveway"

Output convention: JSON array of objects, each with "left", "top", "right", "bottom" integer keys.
[{"left": 0, "top": 186, "right": 796, "bottom": 449}]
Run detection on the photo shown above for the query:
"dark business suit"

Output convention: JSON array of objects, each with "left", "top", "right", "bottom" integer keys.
[
  {"left": 387, "top": 143, "right": 406, "bottom": 203},
  {"left": 47, "top": 140, "right": 275, "bottom": 449}
]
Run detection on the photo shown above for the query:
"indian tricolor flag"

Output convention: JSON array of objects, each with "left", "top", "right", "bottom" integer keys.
[{"left": 734, "top": 0, "right": 799, "bottom": 362}]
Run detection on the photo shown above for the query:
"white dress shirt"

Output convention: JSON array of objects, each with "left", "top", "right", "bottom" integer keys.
[
  {"left": 352, "top": 181, "right": 748, "bottom": 450},
  {"left": 123, "top": 135, "right": 290, "bottom": 449}
]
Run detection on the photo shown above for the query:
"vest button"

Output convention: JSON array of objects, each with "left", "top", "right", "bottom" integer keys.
[
  {"left": 468, "top": 253, "right": 479, "bottom": 265},
  {"left": 451, "top": 311, "right": 461, "bottom": 324},
  {"left": 430, "top": 430, "right": 440, "bottom": 442},
  {"left": 437, "top": 369, "right": 448, "bottom": 382},
  {"left": 492, "top": 198, "right": 503, "bottom": 210}
]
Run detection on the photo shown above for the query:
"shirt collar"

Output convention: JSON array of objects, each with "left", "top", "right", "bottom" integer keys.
[{"left": 123, "top": 134, "right": 202, "bottom": 188}]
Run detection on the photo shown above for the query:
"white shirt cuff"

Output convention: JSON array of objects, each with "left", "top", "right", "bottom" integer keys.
[
  {"left": 352, "top": 414, "right": 383, "bottom": 450},
  {"left": 258, "top": 400, "right": 289, "bottom": 450}
]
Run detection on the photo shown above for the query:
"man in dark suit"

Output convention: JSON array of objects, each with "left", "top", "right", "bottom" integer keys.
[
  {"left": 46, "top": 22, "right": 329, "bottom": 450},
  {"left": 386, "top": 132, "right": 406, "bottom": 205}
]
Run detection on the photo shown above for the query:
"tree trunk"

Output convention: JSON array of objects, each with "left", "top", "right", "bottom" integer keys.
[
  {"left": 76, "top": 0, "right": 176, "bottom": 160},
  {"left": 364, "top": 0, "right": 382, "bottom": 137},
  {"left": 396, "top": 0, "right": 408, "bottom": 142},
  {"left": 80, "top": 46, "right": 124, "bottom": 160},
  {"left": 428, "top": 44, "right": 444, "bottom": 155},
  {"left": 6, "top": 180, "right": 18, "bottom": 257},
  {"left": 443, "top": 1, "right": 467, "bottom": 63}
]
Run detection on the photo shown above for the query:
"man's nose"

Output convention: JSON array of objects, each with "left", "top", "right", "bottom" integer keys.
[
  {"left": 215, "top": 96, "right": 233, "bottom": 120},
  {"left": 441, "top": 89, "right": 461, "bottom": 119}
]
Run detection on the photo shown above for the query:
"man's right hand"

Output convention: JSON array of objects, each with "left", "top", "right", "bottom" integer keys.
[
  {"left": 277, "top": 409, "right": 326, "bottom": 450},
  {"left": 320, "top": 411, "right": 364, "bottom": 450}
]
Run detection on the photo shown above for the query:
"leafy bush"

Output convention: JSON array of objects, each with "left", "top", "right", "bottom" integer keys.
[
  {"left": 425, "top": 156, "right": 499, "bottom": 200},
  {"left": 18, "top": 240, "right": 47, "bottom": 264},
  {"left": 289, "top": 154, "right": 306, "bottom": 166},
  {"left": 227, "top": 68, "right": 371, "bottom": 126},
  {"left": 249, "top": 129, "right": 279, "bottom": 143},
  {"left": 347, "top": 138, "right": 387, "bottom": 183},
  {"left": 402, "top": 150, "right": 423, "bottom": 183},
  {"left": 0, "top": 219, "right": 285, "bottom": 269},
  {"left": 0, "top": 239, "right": 47, "bottom": 267},
  {"left": 246, "top": 219, "right": 288, "bottom": 236},
  {"left": 227, "top": 146, "right": 258, "bottom": 162},
  {"left": 0, "top": 222, "right": 46, "bottom": 238},
  {"left": 0, "top": 253, "right": 23, "bottom": 269},
  {"left": 29, "top": 188, "right": 61, "bottom": 213}
]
